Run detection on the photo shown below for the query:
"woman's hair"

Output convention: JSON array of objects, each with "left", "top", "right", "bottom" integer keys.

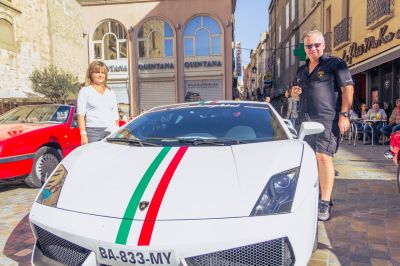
[{"left": 84, "top": 60, "right": 109, "bottom": 87}]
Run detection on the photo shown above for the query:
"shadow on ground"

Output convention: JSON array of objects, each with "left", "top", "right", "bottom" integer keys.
[
  {"left": 3, "top": 214, "right": 34, "bottom": 266},
  {"left": 324, "top": 179, "right": 400, "bottom": 265}
]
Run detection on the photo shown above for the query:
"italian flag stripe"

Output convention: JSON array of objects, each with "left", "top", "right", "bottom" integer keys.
[
  {"left": 138, "top": 146, "right": 189, "bottom": 246},
  {"left": 115, "top": 146, "right": 172, "bottom": 245}
]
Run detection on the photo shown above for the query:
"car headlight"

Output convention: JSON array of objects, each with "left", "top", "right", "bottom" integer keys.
[
  {"left": 36, "top": 164, "right": 67, "bottom": 207},
  {"left": 250, "top": 167, "right": 300, "bottom": 216}
]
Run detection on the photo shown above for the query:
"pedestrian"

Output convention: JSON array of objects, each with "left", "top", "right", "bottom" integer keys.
[
  {"left": 77, "top": 60, "right": 119, "bottom": 145},
  {"left": 264, "top": 96, "right": 271, "bottom": 103},
  {"left": 292, "top": 30, "right": 354, "bottom": 221},
  {"left": 380, "top": 98, "right": 400, "bottom": 143},
  {"left": 280, "top": 89, "right": 290, "bottom": 118},
  {"left": 285, "top": 88, "right": 299, "bottom": 128}
]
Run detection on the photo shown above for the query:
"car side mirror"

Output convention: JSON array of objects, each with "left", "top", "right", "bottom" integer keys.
[
  {"left": 71, "top": 113, "right": 78, "bottom": 128},
  {"left": 298, "top": 122, "right": 325, "bottom": 141}
]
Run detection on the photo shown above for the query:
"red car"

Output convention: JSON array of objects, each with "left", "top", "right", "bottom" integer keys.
[
  {"left": 384, "top": 131, "right": 400, "bottom": 192},
  {"left": 0, "top": 104, "right": 81, "bottom": 187}
]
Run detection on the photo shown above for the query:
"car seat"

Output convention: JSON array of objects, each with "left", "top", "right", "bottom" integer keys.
[{"left": 224, "top": 126, "right": 256, "bottom": 140}]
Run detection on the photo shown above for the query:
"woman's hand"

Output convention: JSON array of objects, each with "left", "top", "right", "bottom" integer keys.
[
  {"left": 81, "top": 135, "right": 89, "bottom": 145},
  {"left": 292, "top": 86, "right": 302, "bottom": 96}
]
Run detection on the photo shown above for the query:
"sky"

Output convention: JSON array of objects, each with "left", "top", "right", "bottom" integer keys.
[{"left": 234, "top": 0, "right": 271, "bottom": 79}]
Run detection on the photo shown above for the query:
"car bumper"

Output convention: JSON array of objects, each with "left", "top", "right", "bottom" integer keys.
[{"left": 30, "top": 192, "right": 317, "bottom": 266}]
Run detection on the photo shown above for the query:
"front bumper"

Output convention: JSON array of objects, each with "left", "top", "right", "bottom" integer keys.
[{"left": 30, "top": 191, "right": 317, "bottom": 266}]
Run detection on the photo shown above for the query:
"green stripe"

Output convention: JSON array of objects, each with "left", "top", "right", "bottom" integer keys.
[{"left": 115, "top": 146, "right": 172, "bottom": 245}]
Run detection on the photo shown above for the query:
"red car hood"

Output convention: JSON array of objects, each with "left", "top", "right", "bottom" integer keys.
[{"left": 0, "top": 123, "right": 56, "bottom": 141}]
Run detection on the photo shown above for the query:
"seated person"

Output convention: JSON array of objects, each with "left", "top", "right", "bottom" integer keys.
[
  {"left": 380, "top": 98, "right": 400, "bottom": 142},
  {"left": 364, "top": 102, "right": 387, "bottom": 144}
]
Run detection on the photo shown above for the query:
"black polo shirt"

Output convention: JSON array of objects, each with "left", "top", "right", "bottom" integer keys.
[{"left": 294, "top": 55, "right": 354, "bottom": 121}]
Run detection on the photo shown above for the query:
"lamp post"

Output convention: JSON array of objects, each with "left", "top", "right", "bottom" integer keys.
[{"left": 251, "top": 66, "right": 257, "bottom": 101}]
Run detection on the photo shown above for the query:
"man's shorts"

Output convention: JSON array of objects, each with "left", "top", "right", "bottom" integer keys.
[{"left": 303, "top": 120, "right": 340, "bottom": 156}]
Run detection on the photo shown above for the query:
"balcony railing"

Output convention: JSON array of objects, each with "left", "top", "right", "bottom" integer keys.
[
  {"left": 334, "top": 17, "right": 351, "bottom": 48},
  {"left": 324, "top": 32, "right": 332, "bottom": 52},
  {"left": 366, "top": 0, "right": 393, "bottom": 27}
]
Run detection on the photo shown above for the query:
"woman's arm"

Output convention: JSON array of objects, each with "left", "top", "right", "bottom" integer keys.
[{"left": 77, "top": 114, "right": 88, "bottom": 145}]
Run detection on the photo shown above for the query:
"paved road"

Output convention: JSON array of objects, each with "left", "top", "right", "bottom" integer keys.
[{"left": 0, "top": 143, "right": 399, "bottom": 265}]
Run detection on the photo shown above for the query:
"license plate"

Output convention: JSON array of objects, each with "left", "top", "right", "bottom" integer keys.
[{"left": 97, "top": 246, "right": 177, "bottom": 265}]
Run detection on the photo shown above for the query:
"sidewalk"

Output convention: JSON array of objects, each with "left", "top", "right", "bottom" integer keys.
[{"left": 309, "top": 142, "right": 400, "bottom": 265}]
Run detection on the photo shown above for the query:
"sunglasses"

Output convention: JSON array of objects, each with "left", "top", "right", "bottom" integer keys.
[{"left": 305, "top": 43, "right": 323, "bottom": 49}]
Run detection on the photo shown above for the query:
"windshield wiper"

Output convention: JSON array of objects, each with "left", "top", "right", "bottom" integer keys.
[
  {"left": 106, "top": 137, "right": 161, "bottom": 147},
  {"left": 177, "top": 138, "right": 247, "bottom": 146}
]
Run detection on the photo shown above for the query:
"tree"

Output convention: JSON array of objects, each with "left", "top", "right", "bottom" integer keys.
[{"left": 30, "top": 65, "right": 80, "bottom": 103}]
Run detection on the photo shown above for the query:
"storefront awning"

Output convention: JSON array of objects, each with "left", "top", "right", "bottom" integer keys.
[{"left": 349, "top": 45, "right": 400, "bottom": 75}]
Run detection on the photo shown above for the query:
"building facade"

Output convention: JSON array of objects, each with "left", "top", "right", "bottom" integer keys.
[
  {"left": 325, "top": 0, "right": 400, "bottom": 112},
  {"left": 79, "top": 0, "right": 236, "bottom": 115},
  {"left": 268, "top": 0, "right": 299, "bottom": 97},
  {"left": 0, "top": 0, "right": 84, "bottom": 102}
]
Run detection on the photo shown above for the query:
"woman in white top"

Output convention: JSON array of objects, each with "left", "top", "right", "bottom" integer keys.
[{"left": 77, "top": 61, "right": 119, "bottom": 144}]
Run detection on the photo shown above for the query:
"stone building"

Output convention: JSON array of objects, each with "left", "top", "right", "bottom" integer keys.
[
  {"left": 325, "top": 0, "right": 400, "bottom": 112},
  {"left": 268, "top": 0, "right": 299, "bottom": 97},
  {"left": 78, "top": 0, "right": 236, "bottom": 115},
  {"left": 0, "top": 0, "right": 85, "bottom": 103}
]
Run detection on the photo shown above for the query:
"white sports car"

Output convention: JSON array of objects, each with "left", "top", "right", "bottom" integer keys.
[{"left": 29, "top": 101, "right": 324, "bottom": 266}]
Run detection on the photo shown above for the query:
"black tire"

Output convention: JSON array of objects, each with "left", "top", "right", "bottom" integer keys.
[{"left": 25, "top": 147, "right": 62, "bottom": 188}]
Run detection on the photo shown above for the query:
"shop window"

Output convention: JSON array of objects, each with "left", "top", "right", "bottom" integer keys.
[
  {"left": 92, "top": 20, "right": 127, "bottom": 60},
  {"left": 0, "top": 18, "right": 16, "bottom": 51},
  {"left": 184, "top": 15, "right": 222, "bottom": 57},
  {"left": 137, "top": 19, "right": 174, "bottom": 58}
]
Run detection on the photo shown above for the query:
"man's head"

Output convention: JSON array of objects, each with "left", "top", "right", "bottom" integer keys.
[
  {"left": 372, "top": 102, "right": 380, "bottom": 111},
  {"left": 264, "top": 96, "right": 271, "bottom": 103},
  {"left": 303, "top": 30, "right": 325, "bottom": 63}
]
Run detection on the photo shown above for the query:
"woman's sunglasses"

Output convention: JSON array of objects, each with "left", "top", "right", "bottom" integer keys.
[{"left": 305, "top": 43, "right": 323, "bottom": 49}]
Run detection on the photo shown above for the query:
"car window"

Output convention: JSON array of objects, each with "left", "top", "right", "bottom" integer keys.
[
  {"left": 0, "top": 105, "right": 70, "bottom": 124},
  {"left": 110, "top": 103, "right": 287, "bottom": 146}
]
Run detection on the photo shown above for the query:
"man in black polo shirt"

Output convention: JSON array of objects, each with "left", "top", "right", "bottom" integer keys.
[{"left": 292, "top": 30, "right": 354, "bottom": 221}]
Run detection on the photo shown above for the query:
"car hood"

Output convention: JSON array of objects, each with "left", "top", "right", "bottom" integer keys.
[
  {"left": 57, "top": 140, "right": 304, "bottom": 219},
  {"left": 0, "top": 123, "right": 55, "bottom": 140}
]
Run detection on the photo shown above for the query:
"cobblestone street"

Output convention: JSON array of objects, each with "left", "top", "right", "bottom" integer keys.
[{"left": 0, "top": 143, "right": 399, "bottom": 266}]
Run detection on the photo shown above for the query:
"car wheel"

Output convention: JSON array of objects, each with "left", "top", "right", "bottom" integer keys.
[
  {"left": 397, "top": 164, "right": 400, "bottom": 193},
  {"left": 25, "top": 147, "right": 62, "bottom": 188}
]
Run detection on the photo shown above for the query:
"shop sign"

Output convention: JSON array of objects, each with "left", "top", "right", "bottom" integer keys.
[
  {"left": 342, "top": 25, "right": 400, "bottom": 64},
  {"left": 235, "top": 42, "right": 242, "bottom": 76},
  {"left": 138, "top": 63, "right": 174, "bottom": 71},
  {"left": 184, "top": 61, "right": 223, "bottom": 69},
  {"left": 105, "top": 60, "right": 128, "bottom": 79}
]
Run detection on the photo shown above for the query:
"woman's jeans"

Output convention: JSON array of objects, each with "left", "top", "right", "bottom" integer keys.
[{"left": 380, "top": 124, "right": 400, "bottom": 138}]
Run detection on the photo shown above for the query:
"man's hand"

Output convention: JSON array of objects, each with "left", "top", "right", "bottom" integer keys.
[
  {"left": 338, "top": 116, "right": 350, "bottom": 135},
  {"left": 292, "top": 86, "right": 302, "bottom": 96}
]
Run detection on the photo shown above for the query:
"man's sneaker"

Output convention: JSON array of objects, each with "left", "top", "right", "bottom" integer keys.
[{"left": 318, "top": 200, "right": 331, "bottom": 221}]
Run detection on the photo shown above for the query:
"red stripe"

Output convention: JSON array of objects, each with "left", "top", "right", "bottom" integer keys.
[{"left": 137, "top": 146, "right": 189, "bottom": 246}]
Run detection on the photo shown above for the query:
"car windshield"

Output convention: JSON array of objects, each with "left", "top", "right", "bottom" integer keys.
[
  {"left": 108, "top": 102, "right": 288, "bottom": 146},
  {"left": 0, "top": 105, "right": 71, "bottom": 124}
]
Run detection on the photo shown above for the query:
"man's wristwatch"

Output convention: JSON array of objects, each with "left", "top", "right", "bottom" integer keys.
[{"left": 340, "top": 111, "right": 350, "bottom": 118}]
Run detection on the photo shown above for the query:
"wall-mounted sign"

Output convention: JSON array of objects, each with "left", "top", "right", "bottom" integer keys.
[
  {"left": 342, "top": 25, "right": 400, "bottom": 64},
  {"left": 138, "top": 63, "right": 174, "bottom": 71},
  {"left": 235, "top": 42, "right": 242, "bottom": 76},
  {"left": 105, "top": 60, "right": 128, "bottom": 79},
  {"left": 184, "top": 61, "right": 223, "bottom": 69}
]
